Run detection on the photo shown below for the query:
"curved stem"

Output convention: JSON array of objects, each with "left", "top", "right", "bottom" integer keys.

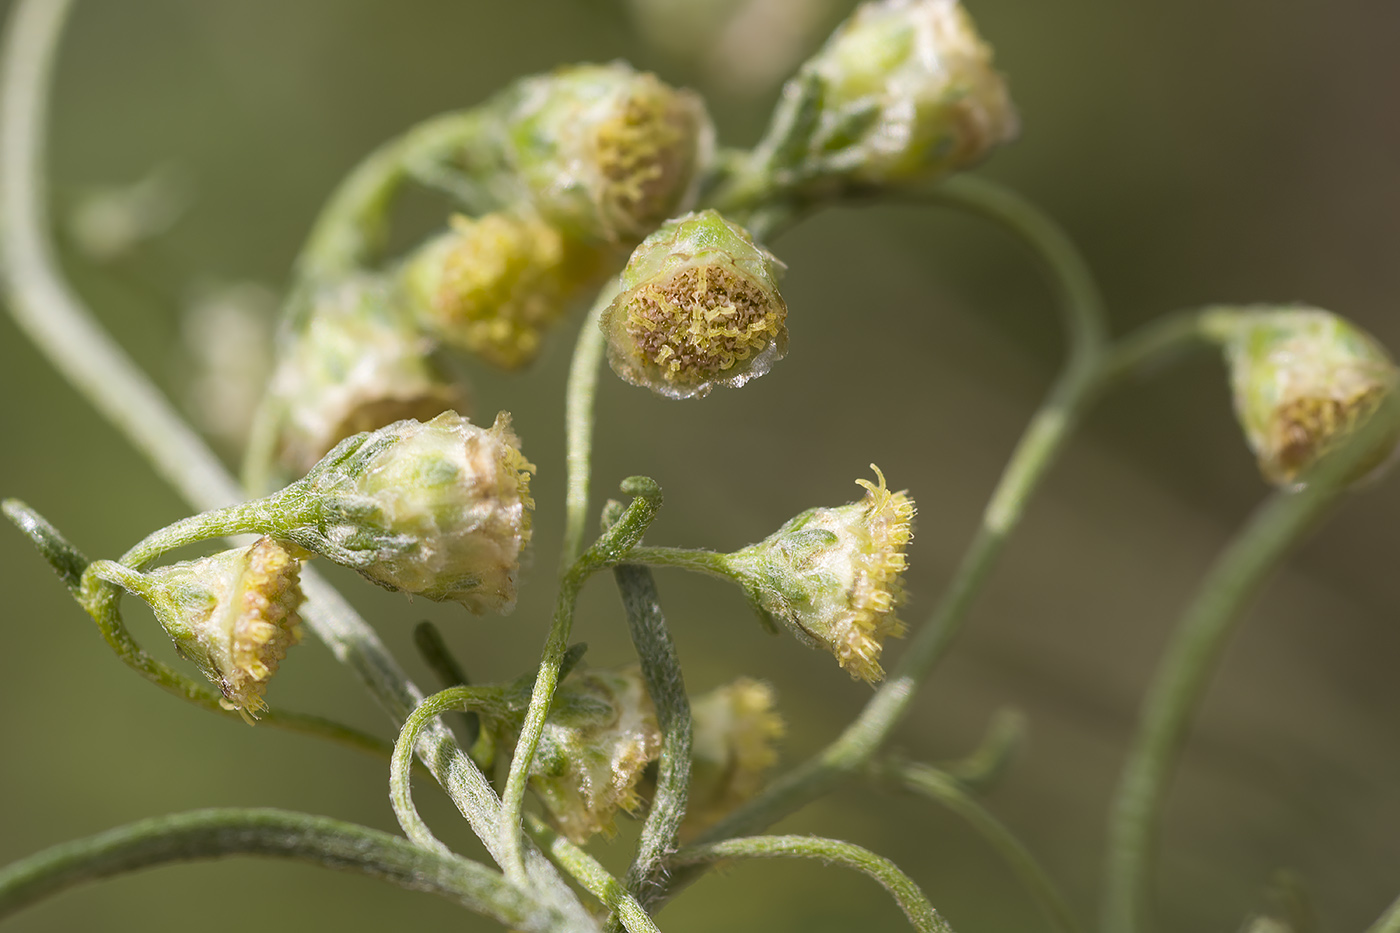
[
  {"left": 391, "top": 686, "right": 510, "bottom": 855},
  {"left": 0, "top": 808, "right": 557, "bottom": 931},
  {"left": 562, "top": 279, "right": 620, "bottom": 567},
  {"left": 672, "top": 834, "right": 952, "bottom": 933},
  {"left": 499, "top": 478, "right": 665, "bottom": 882},
  {"left": 0, "top": 3, "right": 588, "bottom": 921},
  {"left": 874, "top": 759, "right": 1082, "bottom": 933},
  {"left": 624, "top": 546, "right": 733, "bottom": 579},
  {"left": 613, "top": 562, "right": 692, "bottom": 909},
  {"left": 526, "top": 814, "right": 662, "bottom": 933},
  {"left": 1099, "top": 402, "right": 1399, "bottom": 933}
]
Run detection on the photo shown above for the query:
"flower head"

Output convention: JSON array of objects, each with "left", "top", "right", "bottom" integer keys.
[
  {"left": 504, "top": 63, "right": 714, "bottom": 244},
  {"left": 789, "top": 0, "right": 1017, "bottom": 189},
  {"left": 601, "top": 209, "right": 788, "bottom": 399},
  {"left": 683, "top": 677, "right": 784, "bottom": 835},
  {"left": 1220, "top": 307, "right": 1400, "bottom": 488},
  {"left": 400, "top": 209, "right": 606, "bottom": 370},
  {"left": 292, "top": 411, "right": 535, "bottom": 612},
  {"left": 269, "top": 276, "right": 468, "bottom": 474},
  {"left": 519, "top": 665, "right": 662, "bottom": 843},
  {"left": 128, "top": 537, "right": 304, "bottom": 722},
  {"left": 727, "top": 466, "right": 914, "bottom": 682}
]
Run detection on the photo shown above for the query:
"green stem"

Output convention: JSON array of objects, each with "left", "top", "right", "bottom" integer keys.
[
  {"left": 0, "top": 808, "right": 559, "bottom": 931},
  {"left": 1367, "top": 894, "right": 1400, "bottom": 933},
  {"left": 933, "top": 708, "right": 1026, "bottom": 793},
  {"left": 624, "top": 546, "right": 733, "bottom": 579},
  {"left": 562, "top": 279, "right": 620, "bottom": 567},
  {"left": 526, "top": 814, "right": 662, "bottom": 933},
  {"left": 0, "top": 2, "right": 587, "bottom": 920},
  {"left": 672, "top": 835, "right": 953, "bottom": 933},
  {"left": 499, "top": 477, "right": 665, "bottom": 882},
  {"left": 614, "top": 562, "right": 692, "bottom": 909},
  {"left": 413, "top": 620, "right": 481, "bottom": 751},
  {"left": 875, "top": 759, "right": 1082, "bottom": 933},
  {"left": 391, "top": 686, "right": 510, "bottom": 855},
  {"left": 1099, "top": 402, "right": 1400, "bottom": 933}
]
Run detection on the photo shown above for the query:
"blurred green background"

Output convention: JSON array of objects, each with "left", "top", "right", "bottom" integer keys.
[{"left": 2, "top": 1, "right": 1399, "bottom": 931}]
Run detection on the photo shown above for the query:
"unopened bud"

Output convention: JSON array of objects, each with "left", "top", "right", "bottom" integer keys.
[
  {"left": 114, "top": 537, "right": 303, "bottom": 722},
  {"left": 726, "top": 466, "right": 914, "bottom": 682},
  {"left": 792, "top": 0, "right": 1017, "bottom": 189},
  {"left": 520, "top": 666, "right": 662, "bottom": 843},
  {"left": 269, "top": 276, "right": 468, "bottom": 475},
  {"left": 401, "top": 210, "right": 604, "bottom": 370},
  {"left": 1219, "top": 307, "right": 1400, "bottom": 488},
  {"left": 683, "top": 677, "right": 784, "bottom": 835},
  {"left": 504, "top": 63, "right": 715, "bottom": 244},
  {"left": 601, "top": 209, "right": 788, "bottom": 399},
  {"left": 290, "top": 411, "right": 535, "bottom": 612}
]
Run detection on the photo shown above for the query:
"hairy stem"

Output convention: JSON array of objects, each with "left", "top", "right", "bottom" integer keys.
[
  {"left": 673, "top": 834, "right": 953, "bottom": 933},
  {"left": 0, "top": 2, "right": 588, "bottom": 921},
  {"left": 0, "top": 808, "right": 558, "bottom": 931},
  {"left": 562, "top": 279, "right": 620, "bottom": 567},
  {"left": 527, "top": 814, "right": 662, "bottom": 933},
  {"left": 875, "top": 759, "right": 1082, "bottom": 933}
]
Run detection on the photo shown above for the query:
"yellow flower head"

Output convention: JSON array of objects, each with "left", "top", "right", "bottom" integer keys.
[{"left": 683, "top": 677, "right": 784, "bottom": 835}]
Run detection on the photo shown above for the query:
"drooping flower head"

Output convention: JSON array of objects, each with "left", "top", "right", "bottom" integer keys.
[
  {"left": 290, "top": 411, "right": 535, "bottom": 613},
  {"left": 504, "top": 63, "right": 715, "bottom": 244},
  {"left": 121, "top": 537, "right": 304, "bottom": 723},
  {"left": 601, "top": 209, "right": 788, "bottom": 399},
  {"left": 517, "top": 665, "right": 662, "bottom": 844},
  {"left": 1220, "top": 307, "right": 1400, "bottom": 488},
  {"left": 726, "top": 466, "right": 914, "bottom": 682},
  {"left": 400, "top": 209, "right": 606, "bottom": 370},
  {"left": 683, "top": 677, "right": 784, "bottom": 835},
  {"left": 268, "top": 276, "right": 467, "bottom": 475},
  {"left": 784, "top": 0, "right": 1017, "bottom": 190}
]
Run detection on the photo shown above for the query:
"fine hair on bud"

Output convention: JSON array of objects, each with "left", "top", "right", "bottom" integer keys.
[
  {"left": 290, "top": 411, "right": 536, "bottom": 613},
  {"left": 601, "top": 209, "right": 788, "bottom": 399},
  {"left": 504, "top": 62, "right": 715, "bottom": 244},
  {"left": 725, "top": 466, "right": 915, "bottom": 682},
  {"left": 1219, "top": 306, "right": 1400, "bottom": 489},
  {"left": 400, "top": 209, "right": 605, "bottom": 370},
  {"left": 793, "top": 0, "right": 1018, "bottom": 189},
  {"left": 268, "top": 275, "right": 468, "bottom": 475},
  {"left": 110, "top": 537, "right": 305, "bottom": 723}
]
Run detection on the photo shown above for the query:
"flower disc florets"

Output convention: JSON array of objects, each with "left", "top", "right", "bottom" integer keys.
[
  {"left": 1222, "top": 307, "right": 1400, "bottom": 488},
  {"left": 683, "top": 677, "right": 784, "bottom": 835},
  {"left": 601, "top": 209, "right": 788, "bottom": 399},
  {"left": 135, "top": 537, "right": 304, "bottom": 722},
  {"left": 401, "top": 210, "right": 605, "bottom": 370},
  {"left": 516, "top": 665, "right": 662, "bottom": 844},
  {"left": 800, "top": 0, "right": 1017, "bottom": 188},
  {"left": 294, "top": 411, "right": 535, "bottom": 613},
  {"left": 728, "top": 466, "right": 914, "bottom": 682},
  {"left": 269, "top": 276, "right": 467, "bottom": 475},
  {"left": 505, "top": 63, "right": 715, "bottom": 244}
]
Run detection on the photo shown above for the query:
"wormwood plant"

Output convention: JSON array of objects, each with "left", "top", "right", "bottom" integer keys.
[{"left": 0, "top": 0, "right": 1397, "bottom": 931}]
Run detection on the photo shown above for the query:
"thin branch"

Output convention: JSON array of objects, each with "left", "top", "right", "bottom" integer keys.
[{"left": 527, "top": 815, "right": 663, "bottom": 933}]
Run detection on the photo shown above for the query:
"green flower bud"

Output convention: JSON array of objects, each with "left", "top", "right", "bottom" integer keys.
[
  {"left": 726, "top": 467, "right": 914, "bottom": 683},
  {"left": 683, "top": 677, "right": 784, "bottom": 836},
  {"left": 269, "top": 276, "right": 468, "bottom": 475},
  {"left": 289, "top": 411, "right": 535, "bottom": 613},
  {"left": 504, "top": 63, "right": 715, "bottom": 244},
  {"left": 516, "top": 665, "right": 662, "bottom": 844},
  {"left": 792, "top": 0, "right": 1017, "bottom": 189},
  {"left": 1220, "top": 307, "right": 1400, "bottom": 488},
  {"left": 600, "top": 209, "right": 788, "bottom": 399},
  {"left": 114, "top": 537, "right": 304, "bottom": 723},
  {"left": 400, "top": 210, "right": 605, "bottom": 370}
]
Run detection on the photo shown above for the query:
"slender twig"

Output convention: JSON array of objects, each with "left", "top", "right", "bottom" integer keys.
[
  {"left": 526, "top": 814, "right": 663, "bottom": 933},
  {"left": 0, "top": 2, "right": 588, "bottom": 921},
  {"left": 499, "top": 477, "right": 664, "bottom": 881},
  {"left": 414, "top": 620, "right": 480, "bottom": 749},
  {"left": 562, "top": 280, "right": 620, "bottom": 568},
  {"left": 1099, "top": 402, "right": 1400, "bottom": 933},
  {"left": 614, "top": 563, "right": 692, "bottom": 908},
  {"left": 673, "top": 834, "right": 953, "bottom": 933},
  {"left": 874, "top": 758, "right": 1083, "bottom": 933},
  {"left": 0, "top": 808, "right": 558, "bottom": 931}
]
